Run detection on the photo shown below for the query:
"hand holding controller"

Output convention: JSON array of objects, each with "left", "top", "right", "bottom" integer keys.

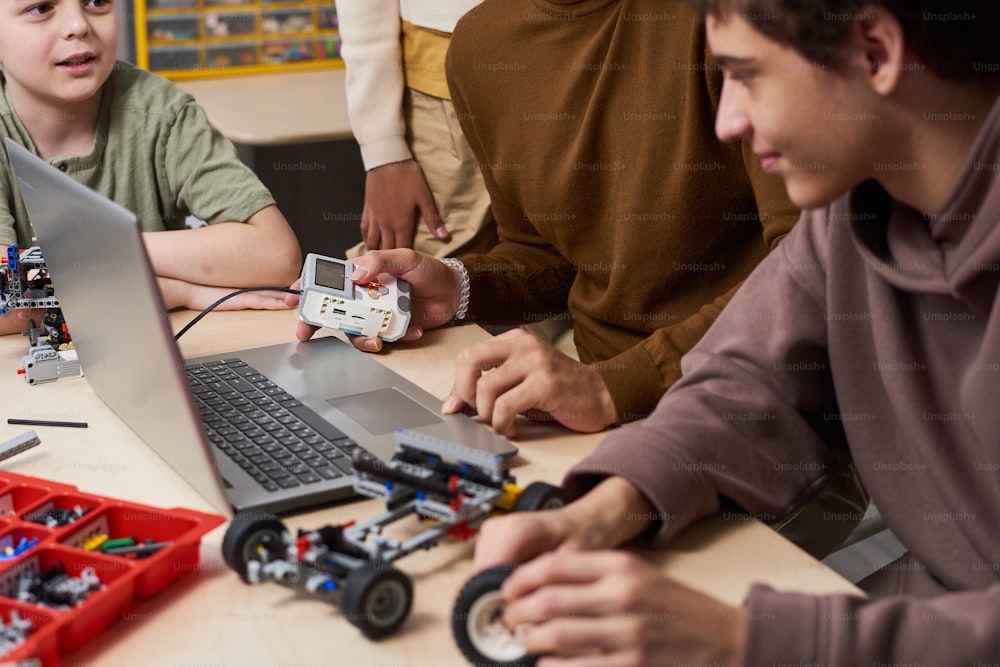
[{"left": 297, "top": 253, "right": 412, "bottom": 342}]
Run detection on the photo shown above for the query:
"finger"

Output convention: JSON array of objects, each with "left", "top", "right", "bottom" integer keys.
[
  {"left": 505, "top": 579, "right": 619, "bottom": 629},
  {"left": 284, "top": 278, "right": 303, "bottom": 307},
  {"left": 452, "top": 339, "right": 516, "bottom": 412},
  {"left": 400, "top": 325, "right": 423, "bottom": 341},
  {"left": 360, "top": 209, "right": 373, "bottom": 247},
  {"left": 363, "top": 222, "right": 381, "bottom": 254},
  {"left": 477, "top": 364, "right": 553, "bottom": 436},
  {"left": 470, "top": 338, "right": 558, "bottom": 433},
  {"left": 503, "top": 551, "right": 628, "bottom": 601},
  {"left": 350, "top": 335, "right": 383, "bottom": 353},
  {"left": 476, "top": 372, "right": 528, "bottom": 438},
  {"left": 473, "top": 515, "right": 553, "bottom": 572},
  {"left": 295, "top": 320, "right": 320, "bottom": 342},
  {"left": 378, "top": 226, "right": 397, "bottom": 251},
  {"left": 258, "top": 296, "right": 294, "bottom": 311},
  {"left": 521, "top": 616, "right": 649, "bottom": 658},
  {"left": 441, "top": 391, "right": 471, "bottom": 415},
  {"left": 420, "top": 203, "right": 449, "bottom": 241},
  {"left": 472, "top": 516, "right": 521, "bottom": 571},
  {"left": 214, "top": 294, "right": 289, "bottom": 311},
  {"left": 350, "top": 249, "right": 422, "bottom": 283},
  {"left": 397, "top": 233, "right": 416, "bottom": 250}
]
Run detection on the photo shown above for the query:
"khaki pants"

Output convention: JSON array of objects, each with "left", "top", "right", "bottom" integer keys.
[{"left": 348, "top": 87, "right": 497, "bottom": 258}]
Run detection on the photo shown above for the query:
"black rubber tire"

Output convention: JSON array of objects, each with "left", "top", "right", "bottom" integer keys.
[
  {"left": 221, "top": 511, "right": 287, "bottom": 583},
  {"left": 452, "top": 565, "right": 535, "bottom": 667},
  {"left": 513, "top": 482, "right": 566, "bottom": 513},
  {"left": 341, "top": 562, "right": 413, "bottom": 639}
]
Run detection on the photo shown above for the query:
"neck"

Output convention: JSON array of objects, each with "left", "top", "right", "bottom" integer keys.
[
  {"left": 7, "top": 84, "right": 103, "bottom": 160},
  {"left": 875, "top": 82, "right": 999, "bottom": 216}
]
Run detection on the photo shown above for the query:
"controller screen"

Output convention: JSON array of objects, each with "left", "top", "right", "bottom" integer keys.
[{"left": 315, "top": 258, "right": 347, "bottom": 289}]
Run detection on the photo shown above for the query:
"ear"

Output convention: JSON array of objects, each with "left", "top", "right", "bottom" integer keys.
[{"left": 855, "top": 5, "right": 907, "bottom": 95}]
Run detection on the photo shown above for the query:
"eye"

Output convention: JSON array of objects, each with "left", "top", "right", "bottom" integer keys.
[
  {"left": 727, "top": 70, "right": 754, "bottom": 87},
  {"left": 27, "top": 2, "right": 55, "bottom": 16},
  {"left": 85, "top": 0, "right": 113, "bottom": 9}
]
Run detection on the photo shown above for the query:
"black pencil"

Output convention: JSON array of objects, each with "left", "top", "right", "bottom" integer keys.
[{"left": 7, "top": 418, "right": 89, "bottom": 429}]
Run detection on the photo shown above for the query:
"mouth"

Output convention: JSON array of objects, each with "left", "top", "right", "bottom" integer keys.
[
  {"left": 756, "top": 151, "right": 782, "bottom": 173},
  {"left": 57, "top": 54, "right": 97, "bottom": 67}
]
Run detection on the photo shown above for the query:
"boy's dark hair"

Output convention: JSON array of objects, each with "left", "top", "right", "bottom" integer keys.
[{"left": 684, "top": 0, "right": 1000, "bottom": 83}]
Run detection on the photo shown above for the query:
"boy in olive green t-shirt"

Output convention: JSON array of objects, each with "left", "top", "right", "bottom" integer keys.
[{"left": 0, "top": 0, "right": 302, "bottom": 335}]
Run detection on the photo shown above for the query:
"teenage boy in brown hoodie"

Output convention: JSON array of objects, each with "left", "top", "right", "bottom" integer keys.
[{"left": 470, "top": 1, "right": 1000, "bottom": 665}]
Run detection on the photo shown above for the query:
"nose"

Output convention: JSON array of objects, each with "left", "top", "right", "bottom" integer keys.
[
  {"left": 715, "top": 79, "right": 752, "bottom": 143},
  {"left": 62, "top": 4, "right": 92, "bottom": 39}
]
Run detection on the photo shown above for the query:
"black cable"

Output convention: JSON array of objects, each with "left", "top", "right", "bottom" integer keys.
[{"left": 174, "top": 286, "right": 302, "bottom": 341}]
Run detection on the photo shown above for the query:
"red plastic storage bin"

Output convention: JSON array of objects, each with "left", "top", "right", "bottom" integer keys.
[{"left": 0, "top": 471, "right": 224, "bottom": 665}]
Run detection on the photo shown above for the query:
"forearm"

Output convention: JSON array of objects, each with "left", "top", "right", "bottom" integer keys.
[
  {"left": 560, "top": 476, "right": 658, "bottom": 549},
  {"left": 570, "top": 231, "right": 848, "bottom": 547},
  {"left": 157, "top": 277, "right": 291, "bottom": 312},
  {"left": 337, "top": 0, "right": 410, "bottom": 170},
  {"left": 143, "top": 206, "right": 301, "bottom": 288},
  {"left": 0, "top": 312, "right": 29, "bottom": 336},
  {"left": 156, "top": 277, "right": 189, "bottom": 310},
  {"left": 745, "top": 583, "right": 1000, "bottom": 665}
]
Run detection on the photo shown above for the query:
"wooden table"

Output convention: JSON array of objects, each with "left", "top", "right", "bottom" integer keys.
[
  {"left": 0, "top": 309, "right": 859, "bottom": 665},
  {"left": 175, "top": 69, "right": 353, "bottom": 146}
]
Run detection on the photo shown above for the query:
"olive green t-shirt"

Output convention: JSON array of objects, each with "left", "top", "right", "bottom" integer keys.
[{"left": 0, "top": 61, "right": 274, "bottom": 247}]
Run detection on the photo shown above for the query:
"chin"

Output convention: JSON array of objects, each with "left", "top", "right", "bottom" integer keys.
[
  {"left": 60, "top": 91, "right": 101, "bottom": 105},
  {"left": 783, "top": 178, "right": 847, "bottom": 212},
  {"left": 61, "top": 80, "right": 106, "bottom": 100}
]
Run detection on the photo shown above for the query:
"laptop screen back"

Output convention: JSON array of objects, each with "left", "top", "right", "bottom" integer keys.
[{"left": 6, "top": 138, "right": 231, "bottom": 514}]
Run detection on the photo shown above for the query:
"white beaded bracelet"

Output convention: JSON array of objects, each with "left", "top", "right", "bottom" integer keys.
[{"left": 440, "top": 257, "right": 470, "bottom": 322}]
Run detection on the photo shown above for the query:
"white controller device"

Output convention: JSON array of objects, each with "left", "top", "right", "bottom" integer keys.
[{"left": 297, "top": 253, "right": 412, "bottom": 342}]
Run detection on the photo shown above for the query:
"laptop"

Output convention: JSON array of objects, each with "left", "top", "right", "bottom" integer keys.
[{"left": 5, "top": 138, "right": 515, "bottom": 517}]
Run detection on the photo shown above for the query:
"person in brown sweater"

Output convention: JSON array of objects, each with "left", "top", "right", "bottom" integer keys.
[
  {"left": 470, "top": 0, "right": 1000, "bottom": 665},
  {"left": 299, "top": 0, "right": 799, "bottom": 438},
  {"left": 291, "top": 0, "right": 865, "bottom": 557}
]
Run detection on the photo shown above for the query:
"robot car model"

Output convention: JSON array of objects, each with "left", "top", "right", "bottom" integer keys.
[
  {"left": 221, "top": 429, "right": 564, "bottom": 647},
  {"left": 1, "top": 244, "right": 80, "bottom": 384}
]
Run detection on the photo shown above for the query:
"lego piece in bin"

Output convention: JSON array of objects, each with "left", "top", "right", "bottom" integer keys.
[{"left": 14, "top": 563, "right": 104, "bottom": 609}]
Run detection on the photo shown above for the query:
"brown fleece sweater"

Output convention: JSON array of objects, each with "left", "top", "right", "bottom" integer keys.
[
  {"left": 445, "top": 0, "right": 798, "bottom": 423},
  {"left": 569, "top": 97, "right": 1000, "bottom": 663}
]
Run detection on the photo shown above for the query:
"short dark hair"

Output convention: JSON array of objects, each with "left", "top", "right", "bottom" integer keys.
[{"left": 684, "top": 0, "right": 1000, "bottom": 83}]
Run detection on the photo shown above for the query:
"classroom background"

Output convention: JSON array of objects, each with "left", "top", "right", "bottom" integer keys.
[{"left": 118, "top": 0, "right": 365, "bottom": 256}]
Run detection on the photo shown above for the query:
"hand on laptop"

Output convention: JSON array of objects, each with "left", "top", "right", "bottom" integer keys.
[
  {"left": 287, "top": 249, "right": 461, "bottom": 351},
  {"left": 442, "top": 328, "right": 617, "bottom": 438}
]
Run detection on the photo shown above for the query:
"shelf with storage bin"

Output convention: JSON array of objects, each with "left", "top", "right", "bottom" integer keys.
[{"left": 135, "top": 0, "right": 342, "bottom": 80}]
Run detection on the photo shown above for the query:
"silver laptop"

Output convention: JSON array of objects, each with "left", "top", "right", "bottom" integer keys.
[{"left": 5, "top": 138, "right": 515, "bottom": 517}]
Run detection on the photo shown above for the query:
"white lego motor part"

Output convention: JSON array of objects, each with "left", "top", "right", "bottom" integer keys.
[{"left": 21, "top": 345, "right": 82, "bottom": 385}]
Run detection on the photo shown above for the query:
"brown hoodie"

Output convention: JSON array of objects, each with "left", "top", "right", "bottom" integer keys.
[{"left": 568, "top": 96, "right": 1000, "bottom": 663}]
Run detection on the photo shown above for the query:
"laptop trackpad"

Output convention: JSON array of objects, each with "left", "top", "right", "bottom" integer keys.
[{"left": 327, "top": 388, "right": 442, "bottom": 435}]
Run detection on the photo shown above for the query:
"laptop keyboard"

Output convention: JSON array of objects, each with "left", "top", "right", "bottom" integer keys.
[{"left": 185, "top": 358, "right": 364, "bottom": 493}]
